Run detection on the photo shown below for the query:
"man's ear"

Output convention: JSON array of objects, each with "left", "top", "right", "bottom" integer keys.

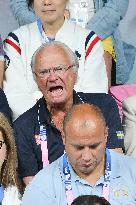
[{"left": 104, "top": 126, "right": 108, "bottom": 143}]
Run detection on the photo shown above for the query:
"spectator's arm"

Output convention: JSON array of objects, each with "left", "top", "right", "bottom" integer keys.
[
  {"left": 10, "top": 0, "right": 37, "bottom": 26},
  {"left": 87, "top": 0, "right": 129, "bottom": 39},
  {"left": 123, "top": 95, "right": 136, "bottom": 157},
  {"left": 14, "top": 119, "right": 39, "bottom": 180},
  {"left": 77, "top": 31, "right": 108, "bottom": 93}
]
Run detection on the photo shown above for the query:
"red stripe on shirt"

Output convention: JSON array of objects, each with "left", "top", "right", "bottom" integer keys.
[
  {"left": 5, "top": 39, "right": 21, "bottom": 55},
  {"left": 85, "top": 36, "right": 100, "bottom": 60}
]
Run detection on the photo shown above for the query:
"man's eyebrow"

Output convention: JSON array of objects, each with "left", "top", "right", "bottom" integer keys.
[{"left": 71, "top": 141, "right": 103, "bottom": 147}]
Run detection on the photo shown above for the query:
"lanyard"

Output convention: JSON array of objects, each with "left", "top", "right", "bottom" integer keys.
[
  {"left": 37, "top": 18, "right": 55, "bottom": 44},
  {"left": 102, "top": 149, "right": 111, "bottom": 200},
  {"left": 37, "top": 104, "right": 49, "bottom": 167},
  {"left": 40, "top": 125, "right": 49, "bottom": 167},
  {"left": 63, "top": 149, "right": 111, "bottom": 204},
  {"left": 0, "top": 185, "right": 4, "bottom": 203},
  {"left": 63, "top": 152, "right": 73, "bottom": 205}
]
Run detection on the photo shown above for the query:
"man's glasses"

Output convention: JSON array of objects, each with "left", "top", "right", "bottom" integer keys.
[
  {"left": 34, "top": 64, "right": 77, "bottom": 78},
  {"left": 0, "top": 140, "right": 5, "bottom": 149}
]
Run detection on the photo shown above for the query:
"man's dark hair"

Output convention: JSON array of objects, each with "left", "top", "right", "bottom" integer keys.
[{"left": 72, "top": 195, "right": 111, "bottom": 205}]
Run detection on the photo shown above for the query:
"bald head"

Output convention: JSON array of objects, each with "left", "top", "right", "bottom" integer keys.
[{"left": 63, "top": 103, "right": 106, "bottom": 133}]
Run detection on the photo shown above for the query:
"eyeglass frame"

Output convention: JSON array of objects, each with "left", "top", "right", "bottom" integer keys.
[
  {"left": 0, "top": 140, "right": 5, "bottom": 149},
  {"left": 33, "top": 64, "right": 78, "bottom": 78}
]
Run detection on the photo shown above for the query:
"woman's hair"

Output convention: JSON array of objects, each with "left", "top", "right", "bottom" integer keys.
[
  {"left": 71, "top": 195, "right": 111, "bottom": 205},
  {"left": 27, "top": 0, "right": 33, "bottom": 8},
  {"left": 0, "top": 113, "right": 22, "bottom": 192}
]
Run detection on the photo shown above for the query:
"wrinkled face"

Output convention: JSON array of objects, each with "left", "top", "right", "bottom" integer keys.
[
  {"left": 34, "top": 0, "right": 68, "bottom": 25},
  {"left": 63, "top": 115, "right": 108, "bottom": 177},
  {"left": 34, "top": 45, "right": 77, "bottom": 107},
  {"left": 0, "top": 131, "right": 6, "bottom": 171}
]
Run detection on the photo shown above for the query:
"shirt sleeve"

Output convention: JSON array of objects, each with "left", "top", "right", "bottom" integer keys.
[
  {"left": 13, "top": 118, "right": 39, "bottom": 178},
  {"left": 22, "top": 163, "right": 62, "bottom": 205},
  {"left": 103, "top": 94, "right": 124, "bottom": 149},
  {"left": 10, "top": 0, "right": 37, "bottom": 26},
  {"left": 3, "top": 31, "right": 37, "bottom": 120},
  {"left": 77, "top": 31, "right": 108, "bottom": 93},
  {"left": 22, "top": 182, "right": 56, "bottom": 205},
  {"left": 86, "top": 0, "right": 129, "bottom": 40}
]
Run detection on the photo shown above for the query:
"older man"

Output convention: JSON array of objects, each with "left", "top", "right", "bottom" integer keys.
[
  {"left": 14, "top": 41, "right": 123, "bottom": 185},
  {"left": 22, "top": 103, "right": 136, "bottom": 205}
]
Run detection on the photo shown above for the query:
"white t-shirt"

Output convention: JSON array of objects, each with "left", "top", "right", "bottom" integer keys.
[{"left": 67, "top": 0, "right": 95, "bottom": 28}]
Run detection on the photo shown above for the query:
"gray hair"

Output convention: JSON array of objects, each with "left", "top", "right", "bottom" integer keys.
[{"left": 31, "top": 41, "right": 79, "bottom": 74}]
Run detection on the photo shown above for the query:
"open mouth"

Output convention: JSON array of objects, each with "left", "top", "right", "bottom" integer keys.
[{"left": 49, "top": 86, "right": 63, "bottom": 96}]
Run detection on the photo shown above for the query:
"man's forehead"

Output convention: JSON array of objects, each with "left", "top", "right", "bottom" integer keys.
[
  {"left": 35, "top": 49, "right": 71, "bottom": 67},
  {"left": 36, "top": 45, "right": 71, "bottom": 63},
  {"left": 66, "top": 115, "right": 104, "bottom": 130},
  {"left": 64, "top": 115, "right": 106, "bottom": 142}
]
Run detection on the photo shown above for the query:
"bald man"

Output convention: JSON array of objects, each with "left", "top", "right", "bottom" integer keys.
[{"left": 22, "top": 103, "right": 136, "bottom": 205}]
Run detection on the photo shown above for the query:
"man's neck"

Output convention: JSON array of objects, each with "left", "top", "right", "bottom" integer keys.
[
  {"left": 42, "top": 17, "right": 65, "bottom": 38},
  {"left": 47, "top": 98, "right": 73, "bottom": 132}
]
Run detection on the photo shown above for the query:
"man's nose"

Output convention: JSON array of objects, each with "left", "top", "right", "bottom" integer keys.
[
  {"left": 43, "top": 0, "right": 51, "bottom": 5},
  {"left": 48, "top": 70, "right": 58, "bottom": 81},
  {"left": 82, "top": 147, "right": 92, "bottom": 162}
]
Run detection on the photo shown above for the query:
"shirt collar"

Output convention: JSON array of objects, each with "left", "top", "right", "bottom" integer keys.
[
  {"left": 59, "top": 149, "right": 122, "bottom": 188},
  {"left": 38, "top": 91, "right": 84, "bottom": 125}
]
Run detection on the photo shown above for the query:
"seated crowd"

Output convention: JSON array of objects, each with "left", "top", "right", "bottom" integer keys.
[{"left": 1, "top": 0, "right": 136, "bottom": 204}]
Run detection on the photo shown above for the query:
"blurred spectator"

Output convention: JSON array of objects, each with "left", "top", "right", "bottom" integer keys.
[
  {"left": 119, "top": 0, "right": 136, "bottom": 84},
  {"left": 123, "top": 95, "right": 136, "bottom": 157},
  {"left": 0, "top": 0, "right": 18, "bottom": 39},
  {"left": 10, "top": 0, "right": 36, "bottom": 26}
]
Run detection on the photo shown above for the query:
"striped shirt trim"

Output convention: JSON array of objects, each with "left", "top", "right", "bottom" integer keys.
[
  {"left": 4, "top": 32, "right": 21, "bottom": 55},
  {"left": 8, "top": 32, "right": 19, "bottom": 43},
  {"left": 85, "top": 35, "right": 100, "bottom": 60},
  {"left": 85, "top": 31, "right": 95, "bottom": 49},
  {"left": 4, "top": 39, "right": 21, "bottom": 55}
]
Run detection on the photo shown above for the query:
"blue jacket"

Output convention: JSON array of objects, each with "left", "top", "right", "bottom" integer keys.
[{"left": 87, "top": 0, "right": 136, "bottom": 83}]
